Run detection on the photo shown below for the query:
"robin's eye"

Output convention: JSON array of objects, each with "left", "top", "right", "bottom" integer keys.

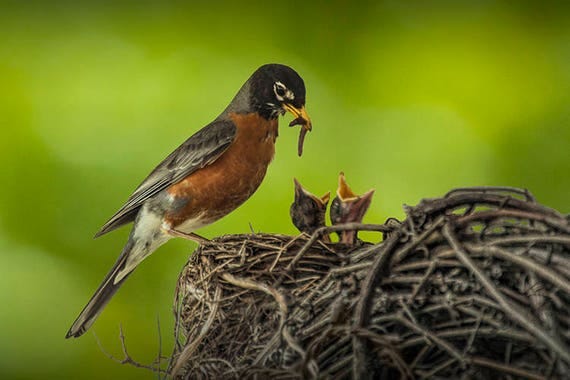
[{"left": 273, "top": 82, "right": 288, "bottom": 100}]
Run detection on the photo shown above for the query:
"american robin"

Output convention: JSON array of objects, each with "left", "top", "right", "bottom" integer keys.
[
  {"left": 66, "top": 64, "right": 312, "bottom": 338},
  {"left": 290, "top": 178, "right": 330, "bottom": 241},
  {"left": 330, "top": 172, "right": 374, "bottom": 244}
]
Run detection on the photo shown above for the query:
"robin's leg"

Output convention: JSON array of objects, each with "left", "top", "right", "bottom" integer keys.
[{"left": 165, "top": 228, "right": 211, "bottom": 244}]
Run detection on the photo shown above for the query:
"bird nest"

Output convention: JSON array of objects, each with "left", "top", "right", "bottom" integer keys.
[{"left": 169, "top": 187, "right": 570, "bottom": 379}]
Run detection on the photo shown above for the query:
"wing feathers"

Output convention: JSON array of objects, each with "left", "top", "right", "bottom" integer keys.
[{"left": 95, "top": 119, "right": 237, "bottom": 238}]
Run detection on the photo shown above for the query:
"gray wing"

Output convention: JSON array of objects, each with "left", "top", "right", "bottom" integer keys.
[{"left": 94, "top": 119, "right": 237, "bottom": 238}]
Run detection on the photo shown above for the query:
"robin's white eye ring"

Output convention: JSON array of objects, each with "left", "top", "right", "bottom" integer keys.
[{"left": 273, "top": 82, "right": 287, "bottom": 100}]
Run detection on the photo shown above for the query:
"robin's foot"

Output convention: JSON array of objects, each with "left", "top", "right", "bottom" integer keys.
[{"left": 167, "top": 229, "right": 211, "bottom": 244}]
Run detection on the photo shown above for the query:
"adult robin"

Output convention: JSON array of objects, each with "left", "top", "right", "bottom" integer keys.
[
  {"left": 290, "top": 178, "right": 330, "bottom": 241},
  {"left": 330, "top": 172, "right": 374, "bottom": 244},
  {"left": 66, "top": 63, "right": 312, "bottom": 338}
]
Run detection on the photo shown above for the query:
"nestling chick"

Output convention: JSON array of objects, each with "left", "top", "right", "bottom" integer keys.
[
  {"left": 290, "top": 178, "right": 331, "bottom": 242},
  {"left": 330, "top": 172, "right": 374, "bottom": 244}
]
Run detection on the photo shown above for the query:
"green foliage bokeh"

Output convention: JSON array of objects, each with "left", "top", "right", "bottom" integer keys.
[{"left": 0, "top": 1, "right": 568, "bottom": 379}]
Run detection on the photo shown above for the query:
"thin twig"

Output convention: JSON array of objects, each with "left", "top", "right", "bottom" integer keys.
[
  {"left": 443, "top": 224, "right": 570, "bottom": 364},
  {"left": 172, "top": 285, "right": 222, "bottom": 376},
  {"left": 445, "top": 186, "right": 536, "bottom": 202},
  {"left": 352, "top": 232, "right": 402, "bottom": 380},
  {"left": 94, "top": 327, "right": 169, "bottom": 374},
  {"left": 391, "top": 216, "right": 446, "bottom": 264},
  {"left": 408, "top": 259, "right": 438, "bottom": 303},
  {"left": 469, "top": 356, "right": 546, "bottom": 380},
  {"left": 156, "top": 316, "right": 162, "bottom": 380},
  {"left": 269, "top": 233, "right": 306, "bottom": 272},
  {"left": 286, "top": 223, "right": 391, "bottom": 272},
  {"left": 469, "top": 244, "right": 570, "bottom": 293}
]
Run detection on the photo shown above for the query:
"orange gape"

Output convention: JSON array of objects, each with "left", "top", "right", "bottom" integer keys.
[{"left": 165, "top": 113, "right": 279, "bottom": 227}]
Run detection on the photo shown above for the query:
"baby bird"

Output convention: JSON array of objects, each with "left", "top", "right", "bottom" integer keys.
[
  {"left": 290, "top": 178, "right": 331, "bottom": 241},
  {"left": 330, "top": 172, "right": 374, "bottom": 244}
]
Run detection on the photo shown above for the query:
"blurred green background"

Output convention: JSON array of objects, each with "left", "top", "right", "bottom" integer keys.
[{"left": 1, "top": 1, "right": 568, "bottom": 379}]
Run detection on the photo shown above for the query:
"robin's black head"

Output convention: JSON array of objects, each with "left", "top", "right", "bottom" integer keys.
[
  {"left": 248, "top": 64, "right": 311, "bottom": 131},
  {"left": 224, "top": 64, "right": 312, "bottom": 156}
]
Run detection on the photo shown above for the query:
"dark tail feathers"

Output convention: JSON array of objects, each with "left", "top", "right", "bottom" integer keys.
[{"left": 66, "top": 239, "right": 134, "bottom": 338}]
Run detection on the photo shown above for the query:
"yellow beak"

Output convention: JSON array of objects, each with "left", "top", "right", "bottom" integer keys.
[{"left": 284, "top": 104, "right": 312, "bottom": 131}]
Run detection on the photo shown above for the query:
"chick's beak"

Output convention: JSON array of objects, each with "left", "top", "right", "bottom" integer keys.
[
  {"left": 320, "top": 192, "right": 331, "bottom": 205},
  {"left": 293, "top": 178, "right": 305, "bottom": 198},
  {"left": 293, "top": 178, "right": 329, "bottom": 208},
  {"left": 285, "top": 104, "right": 312, "bottom": 131},
  {"left": 337, "top": 172, "right": 356, "bottom": 200},
  {"left": 350, "top": 189, "right": 375, "bottom": 221}
]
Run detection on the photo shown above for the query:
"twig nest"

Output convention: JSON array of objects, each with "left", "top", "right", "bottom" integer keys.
[{"left": 170, "top": 187, "right": 570, "bottom": 379}]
